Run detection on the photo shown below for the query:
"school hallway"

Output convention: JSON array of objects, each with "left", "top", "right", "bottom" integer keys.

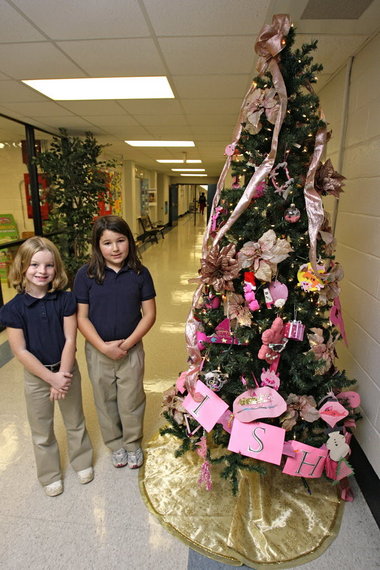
[{"left": 0, "top": 214, "right": 378, "bottom": 570}]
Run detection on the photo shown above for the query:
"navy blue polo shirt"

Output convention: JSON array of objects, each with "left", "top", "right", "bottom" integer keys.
[
  {"left": 0, "top": 290, "right": 76, "bottom": 365},
  {"left": 73, "top": 264, "right": 156, "bottom": 342}
]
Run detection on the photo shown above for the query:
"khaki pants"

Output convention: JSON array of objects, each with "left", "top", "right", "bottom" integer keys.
[
  {"left": 85, "top": 341, "right": 145, "bottom": 452},
  {"left": 24, "top": 362, "right": 93, "bottom": 486}
]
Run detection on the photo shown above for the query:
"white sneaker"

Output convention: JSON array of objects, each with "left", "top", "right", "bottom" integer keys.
[
  {"left": 127, "top": 448, "right": 144, "bottom": 469},
  {"left": 44, "top": 480, "right": 63, "bottom": 497},
  {"left": 112, "top": 448, "right": 128, "bottom": 468},
  {"left": 77, "top": 467, "right": 94, "bottom": 485}
]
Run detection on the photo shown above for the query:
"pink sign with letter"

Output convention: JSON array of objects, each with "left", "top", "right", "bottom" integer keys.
[
  {"left": 228, "top": 420, "right": 285, "bottom": 465},
  {"left": 283, "top": 441, "right": 328, "bottom": 478},
  {"left": 183, "top": 380, "right": 229, "bottom": 432}
]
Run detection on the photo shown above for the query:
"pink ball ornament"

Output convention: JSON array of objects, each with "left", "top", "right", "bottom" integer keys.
[
  {"left": 225, "top": 143, "right": 236, "bottom": 156},
  {"left": 284, "top": 203, "right": 300, "bottom": 223},
  {"left": 268, "top": 280, "right": 288, "bottom": 308}
]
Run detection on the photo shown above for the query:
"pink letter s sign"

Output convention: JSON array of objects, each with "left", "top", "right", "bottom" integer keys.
[{"left": 228, "top": 420, "right": 285, "bottom": 465}]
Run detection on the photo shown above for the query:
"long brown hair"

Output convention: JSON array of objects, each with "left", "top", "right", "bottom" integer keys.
[
  {"left": 9, "top": 236, "right": 68, "bottom": 293},
  {"left": 87, "top": 215, "right": 142, "bottom": 283}
]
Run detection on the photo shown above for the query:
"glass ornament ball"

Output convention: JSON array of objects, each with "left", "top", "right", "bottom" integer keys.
[{"left": 284, "top": 203, "right": 301, "bottom": 223}]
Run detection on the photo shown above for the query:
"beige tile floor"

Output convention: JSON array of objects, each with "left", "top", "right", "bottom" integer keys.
[
  {"left": 0, "top": 214, "right": 379, "bottom": 570},
  {"left": 0, "top": 214, "right": 203, "bottom": 570}
]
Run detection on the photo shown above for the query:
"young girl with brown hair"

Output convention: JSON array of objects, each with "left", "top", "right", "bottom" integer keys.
[{"left": 73, "top": 216, "right": 156, "bottom": 469}]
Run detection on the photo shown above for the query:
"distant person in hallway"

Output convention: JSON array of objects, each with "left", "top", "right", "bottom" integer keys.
[
  {"left": 198, "top": 192, "right": 207, "bottom": 215},
  {"left": 0, "top": 237, "right": 93, "bottom": 497},
  {"left": 73, "top": 215, "right": 156, "bottom": 470}
]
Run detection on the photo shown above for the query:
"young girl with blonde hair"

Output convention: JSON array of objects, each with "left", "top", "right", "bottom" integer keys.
[{"left": 0, "top": 237, "right": 93, "bottom": 496}]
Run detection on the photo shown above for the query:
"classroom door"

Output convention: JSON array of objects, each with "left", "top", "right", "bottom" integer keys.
[{"left": 169, "top": 184, "right": 178, "bottom": 227}]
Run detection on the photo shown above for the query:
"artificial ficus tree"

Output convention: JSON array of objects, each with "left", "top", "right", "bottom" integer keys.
[{"left": 35, "top": 128, "right": 118, "bottom": 282}]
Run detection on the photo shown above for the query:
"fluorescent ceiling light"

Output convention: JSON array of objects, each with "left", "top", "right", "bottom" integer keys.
[
  {"left": 171, "top": 168, "right": 205, "bottom": 172},
  {"left": 180, "top": 173, "right": 207, "bottom": 177},
  {"left": 22, "top": 76, "right": 174, "bottom": 100},
  {"left": 125, "top": 140, "right": 194, "bottom": 147},
  {"left": 156, "top": 159, "right": 202, "bottom": 164}
]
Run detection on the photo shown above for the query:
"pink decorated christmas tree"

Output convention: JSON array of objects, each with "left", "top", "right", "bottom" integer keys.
[{"left": 160, "top": 15, "right": 360, "bottom": 498}]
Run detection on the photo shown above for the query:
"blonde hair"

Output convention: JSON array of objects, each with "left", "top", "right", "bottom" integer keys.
[{"left": 9, "top": 236, "right": 68, "bottom": 293}]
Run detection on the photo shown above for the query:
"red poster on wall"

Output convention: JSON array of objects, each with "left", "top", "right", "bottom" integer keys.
[
  {"left": 24, "top": 173, "right": 49, "bottom": 220},
  {"left": 97, "top": 172, "right": 113, "bottom": 216}
]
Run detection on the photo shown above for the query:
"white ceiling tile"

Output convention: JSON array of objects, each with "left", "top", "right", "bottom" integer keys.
[
  {"left": 185, "top": 114, "right": 237, "bottom": 127},
  {"left": 172, "top": 75, "right": 252, "bottom": 99},
  {"left": 57, "top": 39, "right": 166, "bottom": 76},
  {"left": 0, "top": 43, "right": 84, "bottom": 79},
  {"left": 30, "top": 115, "right": 103, "bottom": 130},
  {"left": 117, "top": 100, "right": 183, "bottom": 114},
  {"left": 0, "top": 101, "right": 76, "bottom": 117},
  {"left": 11, "top": 0, "right": 149, "bottom": 40},
  {"left": 182, "top": 99, "right": 242, "bottom": 115},
  {"left": 0, "top": 80, "right": 49, "bottom": 102},
  {"left": 190, "top": 125, "right": 234, "bottom": 138},
  {"left": 0, "top": 1, "right": 377, "bottom": 176},
  {"left": 108, "top": 126, "right": 152, "bottom": 138},
  {"left": 158, "top": 36, "right": 256, "bottom": 75},
  {"left": 57, "top": 101, "right": 127, "bottom": 115},
  {"left": 141, "top": 127, "right": 193, "bottom": 139},
  {"left": 144, "top": 0, "right": 270, "bottom": 36},
  {"left": 295, "top": 34, "right": 366, "bottom": 74},
  {"left": 82, "top": 115, "right": 140, "bottom": 128},
  {"left": 126, "top": 114, "right": 188, "bottom": 127},
  {"left": 0, "top": 2, "right": 46, "bottom": 42}
]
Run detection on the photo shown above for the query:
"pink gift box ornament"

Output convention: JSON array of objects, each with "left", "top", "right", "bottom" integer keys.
[{"left": 284, "top": 320, "right": 305, "bottom": 341}]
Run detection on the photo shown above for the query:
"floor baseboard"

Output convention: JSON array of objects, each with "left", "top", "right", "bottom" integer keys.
[{"left": 350, "top": 436, "right": 380, "bottom": 528}]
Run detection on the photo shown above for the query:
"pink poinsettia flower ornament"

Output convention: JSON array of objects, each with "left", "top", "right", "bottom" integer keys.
[
  {"left": 227, "top": 292, "right": 253, "bottom": 327},
  {"left": 199, "top": 243, "right": 240, "bottom": 293},
  {"left": 238, "top": 229, "right": 293, "bottom": 282},
  {"left": 307, "top": 327, "right": 338, "bottom": 375},
  {"left": 280, "top": 393, "right": 319, "bottom": 431},
  {"left": 162, "top": 386, "right": 187, "bottom": 426},
  {"left": 242, "top": 87, "right": 280, "bottom": 135},
  {"left": 315, "top": 159, "right": 345, "bottom": 198},
  {"left": 318, "top": 261, "right": 344, "bottom": 304}
]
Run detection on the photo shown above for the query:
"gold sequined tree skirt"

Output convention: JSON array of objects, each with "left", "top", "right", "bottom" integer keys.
[{"left": 139, "top": 432, "right": 344, "bottom": 569}]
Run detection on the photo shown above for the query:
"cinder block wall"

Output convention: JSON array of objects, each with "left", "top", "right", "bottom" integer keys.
[{"left": 318, "top": 32, "right": 380, "bottom": 477}]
